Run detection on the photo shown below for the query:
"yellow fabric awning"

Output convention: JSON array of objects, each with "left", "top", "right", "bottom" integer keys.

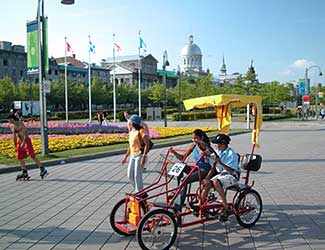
[{"left": 183, "top": 94, "right": 263, "bottom": 146}]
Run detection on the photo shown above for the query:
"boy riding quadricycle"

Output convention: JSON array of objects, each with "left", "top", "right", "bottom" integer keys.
[{"left": 110, "top": 94, "right": 263, "bottom": 250}]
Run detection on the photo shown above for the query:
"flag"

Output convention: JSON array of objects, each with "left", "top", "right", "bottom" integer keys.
[
  {"left": 65, "top": 41, "right": 74, "bottom": 54},
  {"left": 114, "top": 42, "right": 122, "bottom": 52},
  {"left": 89, "top": 38, "right": 96, "bottom": 53},
  {"left": 139, "top": 36, "right": 146, "bottom": 49}
]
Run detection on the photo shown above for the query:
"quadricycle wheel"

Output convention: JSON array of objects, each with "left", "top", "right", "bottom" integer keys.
[
  {"left": 110, "top": 198, "right": 147, "bottom": 236},
  {"left": 137, "top": 209, "right": 178, "bottom": 250},
  {"left": 235, "top": 189, "right": 262, "bottom": 228}
]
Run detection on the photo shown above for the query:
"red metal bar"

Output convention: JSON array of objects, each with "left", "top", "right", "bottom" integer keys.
[{"left": 137, "top": 149, "right": 172, "bottom": 197}]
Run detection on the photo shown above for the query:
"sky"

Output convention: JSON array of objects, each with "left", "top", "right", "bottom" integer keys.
[{"left": 1, "top": 0, "right": 325, "bottom": 84}]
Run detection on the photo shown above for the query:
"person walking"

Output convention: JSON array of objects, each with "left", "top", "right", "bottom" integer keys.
[
  {"left": 7, "top": 112, "right": 48, "bottom": 180},
  {"left": 122, "top": 115, "right": 150, "bottom": 193},
  {"left": 102, "top": 111, "right": 108, "bottom": 125}
]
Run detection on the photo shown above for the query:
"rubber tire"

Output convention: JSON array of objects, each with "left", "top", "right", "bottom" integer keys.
[
  {"left": 137, "top": 209, "right": 178, "bottom": 250},
  {"left": 110, "top": 198, "right": 146, "bottom": 236},
  {"left": 235, "top": 189, "right": 262, "bottom": 228}
]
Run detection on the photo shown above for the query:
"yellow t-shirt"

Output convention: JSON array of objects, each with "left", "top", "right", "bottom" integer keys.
[{"left": 129, "top": 129, "right": 145, "bottom": 156}]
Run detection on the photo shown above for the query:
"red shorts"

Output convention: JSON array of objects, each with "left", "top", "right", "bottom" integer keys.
[{"left": 16, "top": 137, "right": 36, "bottom": 160}]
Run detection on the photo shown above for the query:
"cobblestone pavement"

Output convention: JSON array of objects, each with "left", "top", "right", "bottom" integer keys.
[{"left": 0, "top": 121, "right": 325, "bottom": 249}]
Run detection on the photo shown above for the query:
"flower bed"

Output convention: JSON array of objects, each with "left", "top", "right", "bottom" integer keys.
[
  {"left": 0, "top": 127, "right": 217, "bottom": 159},
  {"left": 0, "top": 121, "right": 127, "bottom": 135}
]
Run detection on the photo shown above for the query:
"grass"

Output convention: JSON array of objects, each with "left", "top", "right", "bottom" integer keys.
[{"left": 0, "top": 129, "right": 247, "bottom": 166}]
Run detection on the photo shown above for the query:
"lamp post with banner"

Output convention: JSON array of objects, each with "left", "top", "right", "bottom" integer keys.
[{"left": 31, "top": 0, "right": 75, "bottom": 156}]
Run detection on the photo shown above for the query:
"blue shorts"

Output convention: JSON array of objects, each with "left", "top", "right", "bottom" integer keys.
[{"left": 196, "top": 159, "right": 211, "bottom": 172}]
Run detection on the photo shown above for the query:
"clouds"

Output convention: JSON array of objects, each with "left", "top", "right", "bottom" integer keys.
[
  {"left": 292, "top": 59, "right": 314, "bottom": 69},
  {"left": 280, "top": 59, "right": 315, "bottom": 76}
]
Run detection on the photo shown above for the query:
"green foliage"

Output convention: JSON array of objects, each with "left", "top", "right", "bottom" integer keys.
[
  {"left": 0, "top": 77, "right": 17, "bottom": 111},
  {"left": 0, "top": 74, "right": 296, "bottom": 117}
]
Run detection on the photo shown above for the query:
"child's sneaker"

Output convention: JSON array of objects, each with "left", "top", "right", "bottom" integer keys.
[
  {"left": 16, "top": 170, "right": 30, "bottom": 181},
  {"left": 40, "top": 167, "right": 48, "bottom": 179},
  {"left": 219, "top": 208, "right": 230, "bottom": 222}
]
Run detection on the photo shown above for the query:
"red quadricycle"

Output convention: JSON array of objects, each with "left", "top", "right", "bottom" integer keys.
[{"left": 110, "top": 94, "right": 264, "bottom": 250}]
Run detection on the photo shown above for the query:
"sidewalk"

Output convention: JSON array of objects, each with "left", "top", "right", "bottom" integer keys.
[{"left": 0, "top": 122, "right": 324, "bottom": 249}]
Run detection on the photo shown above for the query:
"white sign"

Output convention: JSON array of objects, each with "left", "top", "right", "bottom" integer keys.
[
  {"left": 13, "top": 101, "right": 21, "bottom": 109},
  {"left": 21, "top": 101, "right": 40, "bottom": 116},
  {"left": 168, "top": 163, "right": 186, "bottom": 177},
  {"left": 43, "top": 80, "right": 51, "bottom": 94}
]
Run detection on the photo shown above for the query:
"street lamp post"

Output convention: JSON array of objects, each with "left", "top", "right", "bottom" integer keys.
[
  {"left": 177, "top": 65, "right": 182, "bottom": 121},
  {"left": 304, "top": 65, "right": 322, "bottom": 120},
  {"left": 162, "top": 50, "right": 169, "bottom": 127},
  {"left": 37, "top": 0, "right": 74, "bottom": 156},
  {"left": 244, "top": 80, "right": 251, "bottom": 129}
]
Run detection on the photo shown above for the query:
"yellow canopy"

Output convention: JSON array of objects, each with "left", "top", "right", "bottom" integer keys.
[{"left": 183, "top": 94, "right": 263, "bottom": 146}]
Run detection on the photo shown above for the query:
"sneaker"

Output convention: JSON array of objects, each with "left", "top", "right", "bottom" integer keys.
[
  {"left": 40, "top": 168, "right": 48, "bottom": 179},
  {"left": 189, "top": 202, "right": 199, "bottom": 216},
  {"left": 219, "top": 208, "right": 230, "bottom": 222}
]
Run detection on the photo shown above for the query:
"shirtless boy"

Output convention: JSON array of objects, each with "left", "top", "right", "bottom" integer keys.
[{"left": 8, "top": 112, "right": 48, "bottom": 180}]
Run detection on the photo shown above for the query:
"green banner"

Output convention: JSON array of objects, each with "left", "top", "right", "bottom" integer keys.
[
  {"left": 27, "top": 20, "right": 39, "bottom": 73},
  {"left": 43, "top": 17, "right": 49, "bottom": 73}
]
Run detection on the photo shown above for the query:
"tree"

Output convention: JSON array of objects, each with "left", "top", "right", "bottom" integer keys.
[
  {"left": 0, "top": 77, "right": 17, "bottom": 111},
  {"left": 147, "top": 82, "right": 165, "bottom": 105},
  {"left": 195, "top": 74, "right": 218, "bottom": 97},
  {"left": 260, "top": 81, "right": 291, "bottom": 106},
  {"left": 91, "top": 77, "right": 107, "bottom": 105},
  {"left": 47, "top": 80, "right": 64, "bottom": 110},
  {"left": 69, "top": 81, "right": 88, "bottom": 110}
]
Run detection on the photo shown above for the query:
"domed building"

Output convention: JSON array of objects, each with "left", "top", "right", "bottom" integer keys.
[{"left": 180, "top": 35, "right": 205, "bottom": 76}]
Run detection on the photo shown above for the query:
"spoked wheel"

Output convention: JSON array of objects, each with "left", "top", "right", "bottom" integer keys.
[
  {"left": 137, "top": 209, "right": 178, "bottom": 250},
  {"left": 110, "top": 198, "right": 147, "bottom": 236},
  {"left": 235, "top": 189, "right": 262, "bottom": 228}
]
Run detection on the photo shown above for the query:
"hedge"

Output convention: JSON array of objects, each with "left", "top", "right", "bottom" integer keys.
[{"left": 171, "top": 111, "right": 295, "bottom": 121}]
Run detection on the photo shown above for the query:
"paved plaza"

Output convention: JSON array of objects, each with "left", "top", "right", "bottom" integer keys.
[{"left": 0, "top": 121, "right": 325, "bottom": 249}]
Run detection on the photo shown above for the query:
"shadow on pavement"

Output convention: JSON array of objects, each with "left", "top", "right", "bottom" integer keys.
[{"left": 263, "top": 158, "right": 325, "bottom": 163}]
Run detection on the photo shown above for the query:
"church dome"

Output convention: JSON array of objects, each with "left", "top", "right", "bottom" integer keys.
[{"left": 181, "top": 35, "right": 202, "bottom": 56}]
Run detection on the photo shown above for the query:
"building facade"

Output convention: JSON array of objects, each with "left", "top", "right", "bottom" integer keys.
[
  {"left": 157, "top": 69, "right": 178, "bottom": 88},
  {"left": 180, "top": 35, "right": 208, "bottom": 77},
  {"left": 217, "top": 56, "right": 242, "bottom": 85},
  {"left": 0, "top": 41, "right": 27, "bottom": 83},
  {"left": 27, "top": 55, "right": 110, "bottom": 84},
  {"left": 101, "top": 54, "right": 159, "bottom": 88}
]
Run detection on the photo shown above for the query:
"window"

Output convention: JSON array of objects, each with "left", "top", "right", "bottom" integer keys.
[
  {"left": 55, "top": 70, "right": 58, "bottom": 75},
  {"left": 3, "top": 59, "right": 8, "bottom": 66},
  {"left": 49, "top": 69, "right": 52, "bottom": 75},
  {"left": 20, "top": 71, "right": 23, "bottom": 77},
  {"left": 184, "top": 58, "right": 186, "bottom": 65}
]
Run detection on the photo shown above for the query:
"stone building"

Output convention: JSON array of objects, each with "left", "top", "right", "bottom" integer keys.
[
  {"left": 101, "top": 54, "right": 159, "bottom": 88},
  {"left": 0, "top": 41, "right": 27, "bottom": 83},
  {"left": 217, "top": 56, "right": 242, "bottom": 85},
  {"left": 180, "top": 35, "right": 208, "bottom": 77},
  {"left": 28, "top": 55, "right": 110, "bottom": 84}
]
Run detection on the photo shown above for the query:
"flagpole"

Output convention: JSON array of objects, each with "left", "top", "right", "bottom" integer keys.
[
  {"left": 113, "top": 34, "right": 116, "bottom": 122},
  {"left": 88, "top": 35, "right": 92, "bottom": 123},
  {"left": 64, "top": 36, "right": 69, "bottom": 122},
  {"left": 138, "top": 31, "right": 141, "bottom": 117}
]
